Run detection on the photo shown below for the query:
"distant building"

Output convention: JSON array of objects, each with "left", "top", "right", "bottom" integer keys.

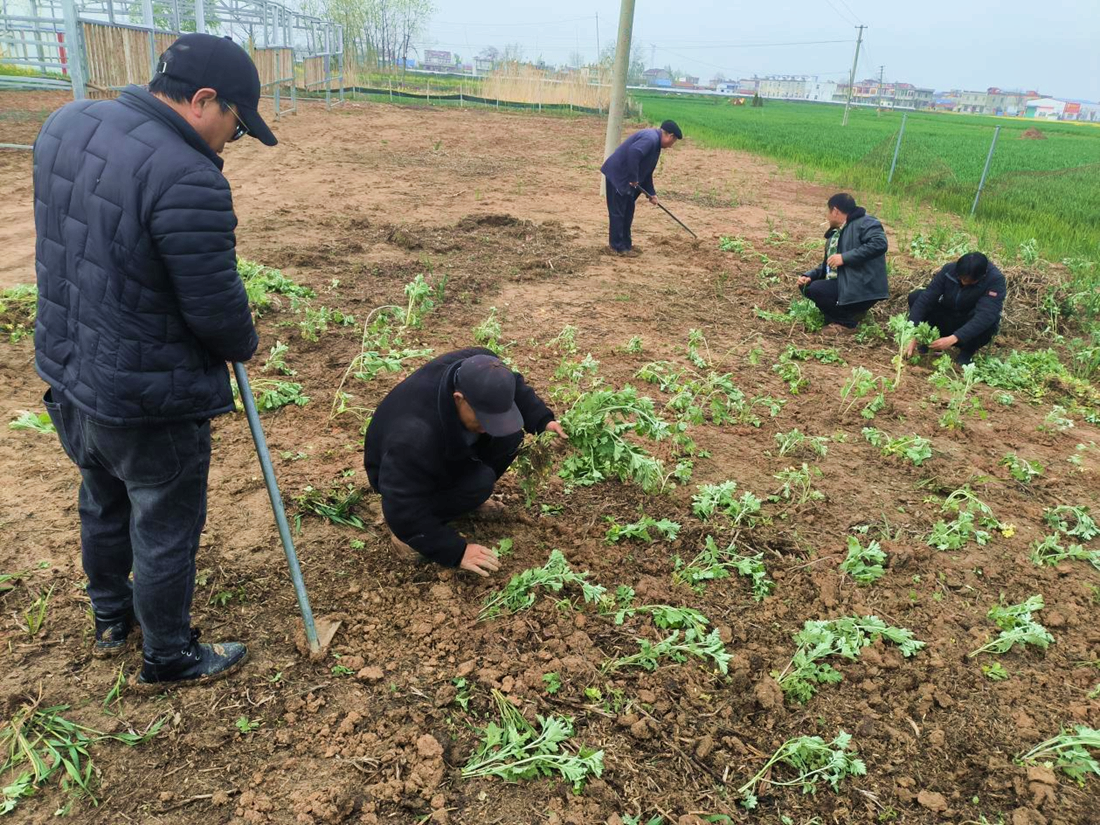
[
  {"left": 716, "top": 81, "right": 740, "bottom": 95},
  {"left": 807, "top": 80, "right": 836, "bottom": 102},
  {"left": 1026, "top": 97, "right": 1066, "bottom": 119},
  {"left": 422, "top": 49, "right": 456, "bottom": 72},
  {"left": 759, "top": 75, "right": 811, "bottom": 99},
  {"left": 673, "top": 75, "right": 700, "bottom": 88},
  {"left": 643, "top": 68, "right": 672, "bottom": 88},
  {"left": 737, "top": 77, "right": 759, "bottom": 94}
]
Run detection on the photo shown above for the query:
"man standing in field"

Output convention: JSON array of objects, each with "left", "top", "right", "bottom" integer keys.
[
  {"left": 33, "top": 34, "right": 277, "bottom": 689},
  {"left": 365, "top": 349, "right": 567, "bottom": 577},
  {"left": 904, "top": 252, "right": 1006, "bottom": 364},
  {"left": 797, "top": 193, "right": 889, "bottom": 331},
  {"left": 600, "top": 119, "right": 683, "bottom": 256}
]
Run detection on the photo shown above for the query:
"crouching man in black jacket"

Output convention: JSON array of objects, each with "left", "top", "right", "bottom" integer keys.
[
  {"left": 905, "top": 252, "right": 1006, "bottom": 365},
  {"left": 365, "top": 349, "right": 567, "bottom": 577}
]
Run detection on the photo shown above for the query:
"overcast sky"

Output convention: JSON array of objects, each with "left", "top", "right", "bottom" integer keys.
[{"left": 421, "top": 0, "right": 1100, "bottom": 100}]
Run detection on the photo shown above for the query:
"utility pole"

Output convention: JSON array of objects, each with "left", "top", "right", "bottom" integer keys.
[
  {"left": 841, "top": 24, "right": 865, "bottom": 127},
  {"left": 595, "top": 13, "right": 600, "bottom": 62},
  {"left": 877, "top": 64, "right": 885, "bottom": 112},
  {"left": 601, "top": 0, "right": 637, "bottom": 195}
]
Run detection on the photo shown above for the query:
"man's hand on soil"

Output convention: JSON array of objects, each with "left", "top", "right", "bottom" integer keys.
[
  {"left": 797, "top": 275, "right": 812, "bottom": 287},
  {"left": 460, "top": 543, "right": 501, "bottom": 577},
  {"left": 904, "top": 339, "right": 918, "bottom": 358},
  {"left": 929, "top": 335, "right": 959, "bottom": 351}
]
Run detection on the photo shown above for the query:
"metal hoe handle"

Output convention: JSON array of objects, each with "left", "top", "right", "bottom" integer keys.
[{"left": 232, "top": 361, "right": 321, "bottom": 653}]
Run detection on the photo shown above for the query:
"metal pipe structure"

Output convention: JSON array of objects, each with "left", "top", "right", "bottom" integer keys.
[
  {"left": 971, "top": 126, "right": 1001, "bottom": 217},
  {"left": 232, "top": 362, "right": 321, "bottom": 654},
  {"left": 888, "top": 113, "right": 907, "bottom": 184}
]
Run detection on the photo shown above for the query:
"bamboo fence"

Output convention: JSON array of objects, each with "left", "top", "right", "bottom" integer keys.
[
  {"left": 81, "top": 22, "right": 172, "bottom": 98},
  {"left": 481, "top": 64, "right": 610, "bottom": 109}
]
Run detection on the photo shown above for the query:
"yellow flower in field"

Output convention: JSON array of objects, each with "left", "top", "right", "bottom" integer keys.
[{"left": 1001, "top": 524, "right": 1016, "bottom": 538}]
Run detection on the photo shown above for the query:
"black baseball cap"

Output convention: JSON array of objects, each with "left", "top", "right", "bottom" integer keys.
[
  {"left": 660, "top": 119, "right": 683, "bottom": 139},
  {"left": 154, "top": 33, "right": 277, "bottom": 146},
  {"left": 455, "top": 354, "right": 523, "bottom": 437}
]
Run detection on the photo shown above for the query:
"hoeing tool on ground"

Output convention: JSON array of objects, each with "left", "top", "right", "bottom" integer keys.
[
  {"left": 635, "top": 184, "right": 698, "bottom": 239},
  {"left": 233, "top": 362, "right": 341, "bottom": 656}
]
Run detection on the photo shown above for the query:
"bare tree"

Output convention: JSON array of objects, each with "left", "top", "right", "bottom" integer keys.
[{"left": 568, "top": 50, "right": 585, "bottom": 68}]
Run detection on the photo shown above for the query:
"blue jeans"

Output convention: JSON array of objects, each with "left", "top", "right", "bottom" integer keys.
[{"left": 43, "top": 389, "right": 211, "bottom": 659}]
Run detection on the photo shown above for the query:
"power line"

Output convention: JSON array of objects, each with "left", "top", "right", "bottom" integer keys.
[
  {"left": 835, "top": 0, "right": 864, "bottom": 25},
  {"left": 647, "top": 38, "right": 853, "bottom": 50},
  {"left": 822, "top": 0, "right": 859, "bottom": 27}
]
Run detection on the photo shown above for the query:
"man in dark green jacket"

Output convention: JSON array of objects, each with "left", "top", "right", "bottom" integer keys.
[{"left": 797, "top": 193, "right": 889, "bottom": 330}]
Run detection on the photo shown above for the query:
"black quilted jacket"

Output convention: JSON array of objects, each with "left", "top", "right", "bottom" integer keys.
[{"left": 33, "top": 85, "right": 258, "bottom": 425}]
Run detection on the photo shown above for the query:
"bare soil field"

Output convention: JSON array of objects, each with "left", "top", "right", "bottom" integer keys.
[{"left": 0, "top": 92, "right": 1097, "bottom": 825}]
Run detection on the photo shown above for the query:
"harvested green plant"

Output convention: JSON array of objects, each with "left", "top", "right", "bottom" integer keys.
[
  {"left": 1043, "top": 506, "right": 1098, "bottom": 541},
  {"left": 605, "top": 627, "right": 731, "bottom": 674},
  {"left": 461, "top": 690, "right": 603, "bottom": 791},
  {"left": 735, "top": 730, "right": 866, "bottom": 810},
  {"left": 238, "top": 258, "right": 314, "bottom": 315},
  {"left": 604, "top": 516, "right": 681, "bottom": 544},
  {"left": 293, "top": 484, "right": 366, "bottom": 529},
  {"left": 773, "top": 616, "right": 925, "bottom": 704},
  {"left": 771, "top": 464, "right": 824, "bottom": 505},
  {"left": 0, "top": 283, "right": 36, "bottom": 342},
  {"left": 1029, "top": 533, "right": 1099, "bottom": 572},
  {"left": 673, "top": 536, "right": 774, "bottom": 601},
  {"left": 692, "top": 481, "right": 763, "bottom": 527},
  {"left": 0, "top": 700, "right": 164, "bottom": 814},
  {"left": 1001, "top": 453, "right": 1044, "bottom": 485},
  {"left": 774, "top": 428, "right": 829, "bottom": 458},
  {"left": 862, "top": 427, "right": 933, "bottom": 466},
  {"left": 559, "top": 386, "right": 675, "bottom": 493},
  {"left": 1018, "top": 726, "right": 1100, "bottom": 786},
  {"left": 839, "top": 536, "right": 886, "bottom": 585},
  {"left": 8, "top": 411, "right": 55, "bottom": 434},
  {"left": 479, "top": 550, "right": 605, "bottom": 621},
  {"left": 887, "top": 313, "right": 939, "bottom": 389},
  {"left": 968, "top": 595, "right": 1053, "bottom": 657}
]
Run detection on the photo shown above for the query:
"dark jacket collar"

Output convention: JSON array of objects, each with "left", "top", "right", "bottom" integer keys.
[
  {"left": 945, "top": 262, "right": 990, "bottom": 288},
  {"left": 117, "top": 85, "right": 224, "bottom": 171},
  {"left": 437, "top": 360, "right": 475, "bottom": 460}
]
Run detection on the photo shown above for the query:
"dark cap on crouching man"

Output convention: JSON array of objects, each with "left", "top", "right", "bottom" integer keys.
[
  {"left": 364, "top": 349, "right": 567, "bottom": 577},
  {"left": 32, "top": 33, "right": 275, "bottom": 691}
]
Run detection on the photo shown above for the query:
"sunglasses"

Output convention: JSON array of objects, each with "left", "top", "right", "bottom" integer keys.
[{"left": 219, "top": 99, "right": 249, "bottom": 141}]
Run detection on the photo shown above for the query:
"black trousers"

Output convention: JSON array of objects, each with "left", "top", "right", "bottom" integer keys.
[
  {"left": 802, "top": 278, "right": 879, "bottom": 328},
  {"left": 908, "top": 289, "right": 997, "bottom": 359},
  {"left": 606, "top": 187, "right": 640, "bottom": 252},
  {"left": 43, "top": 389, "right": 211, "bottom": 660},
  {"left": 430, "top": 431, "right": 524, "bottom": 524}
]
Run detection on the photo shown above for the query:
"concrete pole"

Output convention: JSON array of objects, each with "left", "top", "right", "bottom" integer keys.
[
  {"left": 194, "top": 0, "right": 205, "bottom": 34},
  {"left": 600, "top": 0, "right": 636, "bottom": 195},
  {"left": 841, "top": 25, "right": 865, "bottom": 127}
]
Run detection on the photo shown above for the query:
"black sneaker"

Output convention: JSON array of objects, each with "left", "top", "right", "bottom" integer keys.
[
  {"left": 955, "top": 351, "right": 975, "bottom": 366},
  {"left": 93, "top": 611, "right": 139, "bottom": 659},
  {"left": 132, "top": 629, "right": 248, "bottom": 692}
]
